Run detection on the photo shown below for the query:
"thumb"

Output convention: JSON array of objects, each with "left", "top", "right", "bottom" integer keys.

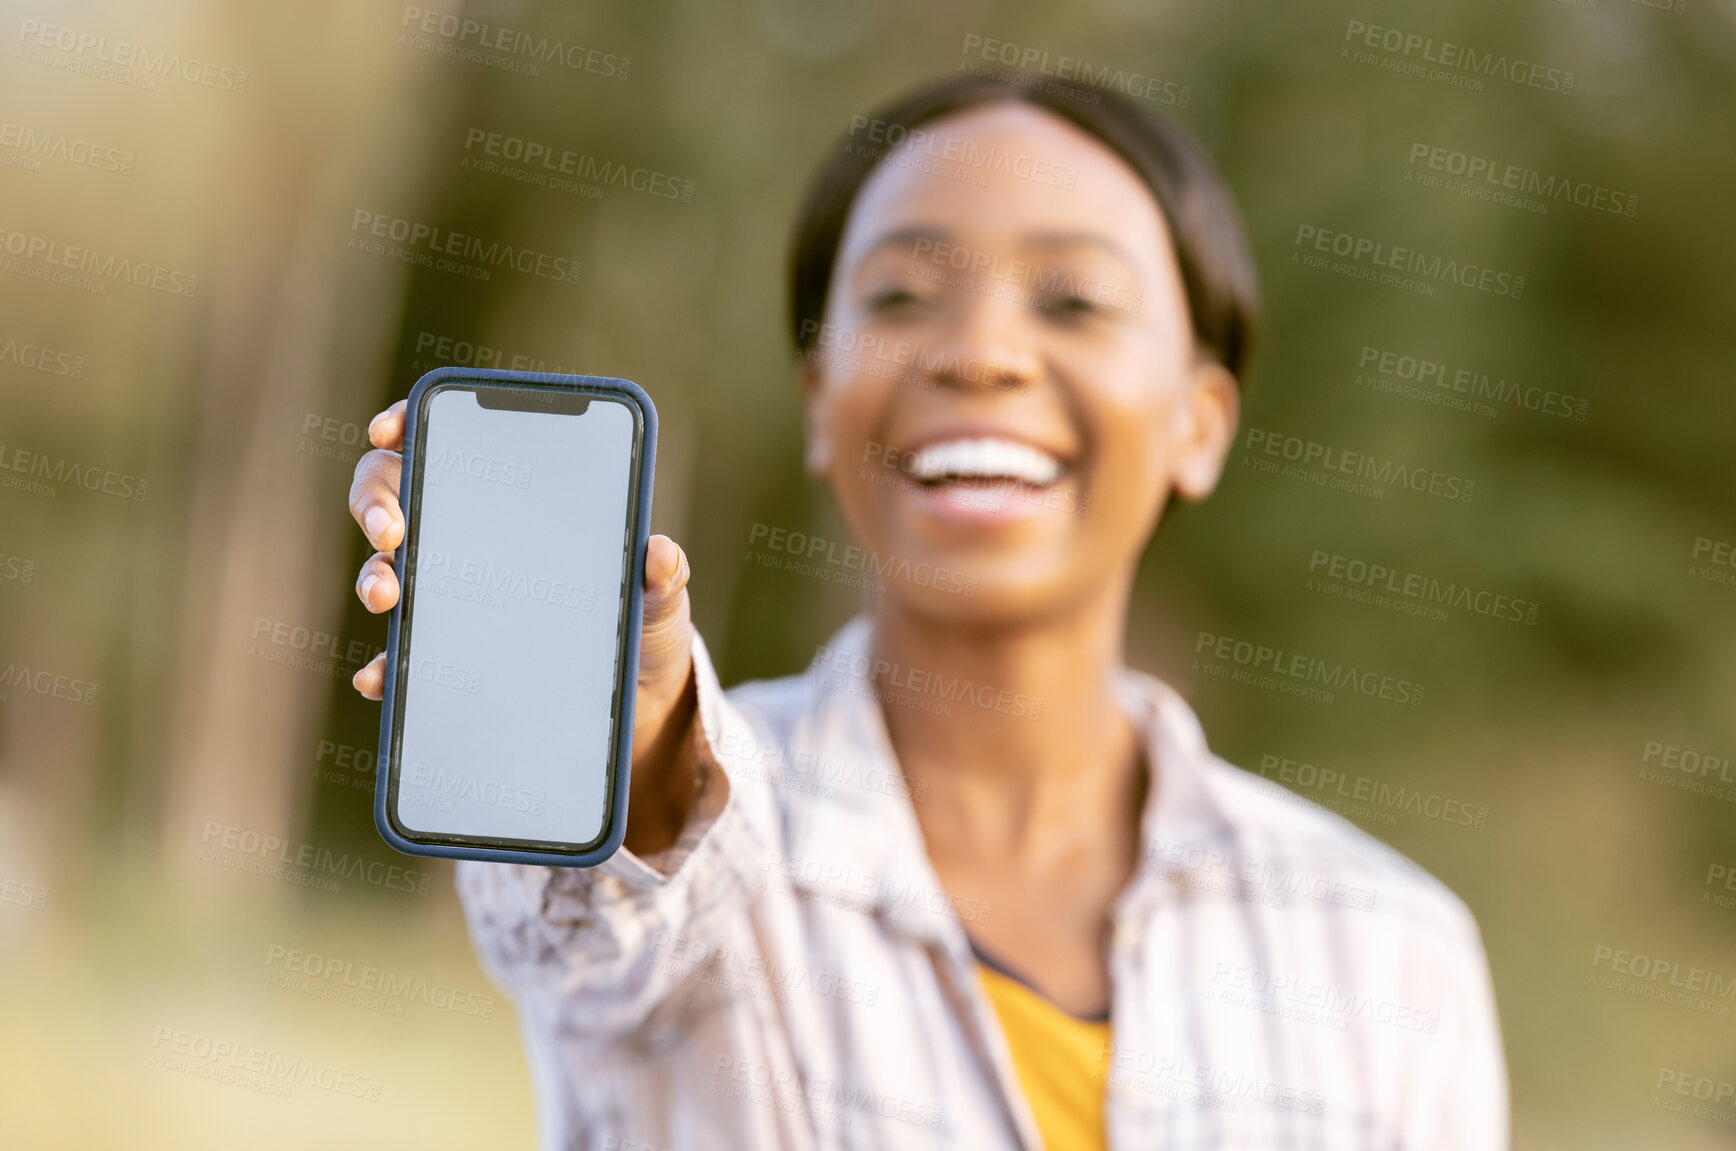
[{"left": 637, "top": 534, "right": 693, "bottom": 695}]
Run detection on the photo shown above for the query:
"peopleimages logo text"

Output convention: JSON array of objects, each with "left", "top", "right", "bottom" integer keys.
[
  {"left": 1357, "top": 345, "right": 1587, "bottom": 421},
  {"left": 1293, "top": 225, "right": 1523, "bottom": 298},
  {"left": 1243, "top": 427, "right": 1476, "bottom": 503},
  {"left": 16, "top": 19, "right": 250, "bottom": 92},
  {"left": 398, "top": 7, "right": 629, "bottom": 78},
  {"left": 0, "top": 442, "right": 150, "bottom": 500},
  {"left": 1195, "top": 631, "right": 1425, "bottom": 707},
  {"left": 0, "top": 225, "right": 198, "bottom": 296},
  {"left": 463, "top": 129, "right": 693, "bottom": 201},
  {"left": 959, "top": 34, "right": 1191, "bottom": 107},
  {"left": 1, "top": 120, "right": 134, "bottom": 174},
  {"left": 1308, "top": 550, "right": 1538, "bottom": 625},
  {"left": 349, "top": 210, "right": 581, "bottom": 284},
  {"left": 846, "top": 116, "right": 1078, "bottom": 189},
  {"left": 1343, "top": 20, "right": 1574, "bottom": 94},
  {"left": 1406, "top": 143, "right": 1637, "bottom": 217}
]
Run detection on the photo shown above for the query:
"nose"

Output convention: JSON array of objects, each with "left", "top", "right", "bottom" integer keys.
[{"left": 921, "top": 292, "right": 1041, "bottom": 393}]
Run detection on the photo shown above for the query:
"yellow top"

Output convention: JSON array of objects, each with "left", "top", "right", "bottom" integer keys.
[{"left": 975, "top": 959, "right": 1111, "bottom": 1150}]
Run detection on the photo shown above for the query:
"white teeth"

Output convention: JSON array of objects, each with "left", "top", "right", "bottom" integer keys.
[{"left": 908, "top": 437, "right": 1061, "bottom": 486}]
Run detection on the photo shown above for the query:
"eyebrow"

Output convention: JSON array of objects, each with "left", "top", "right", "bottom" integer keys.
[
  {"left": 854, "top": 226, "right": 952, "bottom": 263},
  {"left": 1023, "top": 231, "right": 1146, "bottom": 275}
]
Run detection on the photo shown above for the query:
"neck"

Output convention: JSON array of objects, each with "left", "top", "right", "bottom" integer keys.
[{"left": 868, "top": 578, "right": 1146, "bottom": 867}]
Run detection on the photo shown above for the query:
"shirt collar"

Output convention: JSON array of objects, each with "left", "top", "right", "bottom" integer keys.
[{"left": 772, "top": 614, "right": 1235, "bottom": 952}]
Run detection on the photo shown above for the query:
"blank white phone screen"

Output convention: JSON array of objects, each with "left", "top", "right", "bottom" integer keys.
[{"left": 395, "top": 386, "right": 635, "bottom": 847}]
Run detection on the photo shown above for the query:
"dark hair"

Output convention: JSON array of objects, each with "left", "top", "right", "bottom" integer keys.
[{"left": 786, "top": 72, "right": 1260, "bottom": 383}]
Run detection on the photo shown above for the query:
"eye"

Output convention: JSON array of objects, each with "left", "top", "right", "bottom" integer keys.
[
  {"left": 867, "top": 287, "right": 930, "bottom": 312},
  {"left": 1037, "top": 294, "right": 1097, "bottom": 319}
]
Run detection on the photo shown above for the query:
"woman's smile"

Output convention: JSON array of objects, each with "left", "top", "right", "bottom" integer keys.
[{"left": 874, "top": 428, "right": 1077, "bottom": 528}]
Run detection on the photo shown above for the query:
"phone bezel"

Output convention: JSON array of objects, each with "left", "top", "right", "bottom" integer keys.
[{"left": 374, "top": 367, "right": 656, "bottom": 868}]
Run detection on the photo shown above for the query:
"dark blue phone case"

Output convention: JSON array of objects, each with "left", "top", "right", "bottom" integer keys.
[{"left": 374, "top": 366, "right": 656, "bottom": 868}]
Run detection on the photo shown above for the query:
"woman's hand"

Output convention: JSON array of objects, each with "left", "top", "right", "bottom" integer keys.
[{"left": 347, "top": 400, "right": 702, "bottom": 856}]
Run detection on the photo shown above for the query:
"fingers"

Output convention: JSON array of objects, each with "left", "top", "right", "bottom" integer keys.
[
  {"left": 641, "top": 535, "right": 691, "bottom": 639},
  {"left": 351, "top": 403, "right": 407, "bottom": 701},
  {"left": 644, "top": 534, "right": 688, "bottom": 599},
  {"left": 356, "top": 551, "right": 398, "bottom": 613},
  {"left": 637, "top": 534, "right": 694, "bottom": 696},
  {"left": 368, "top": 401, "right": 407, "bottom": 452},
  {"left": 348, "top": 448, "right": 404, "bottom": 551},
  {"left": 352, "top": 652, "right": 386, "bottom": 701},
  {"left": 632, "top": 535, "right": 697, "bottom": 768}
]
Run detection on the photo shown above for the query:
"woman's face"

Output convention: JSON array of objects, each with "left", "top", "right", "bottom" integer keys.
[{"left": 802, "top": 102, "right": 1239, "bottom": 624}]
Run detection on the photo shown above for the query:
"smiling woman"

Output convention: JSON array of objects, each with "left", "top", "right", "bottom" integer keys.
[{"left": 348, "top": 72, "right": 1507, "bottom": 1151}]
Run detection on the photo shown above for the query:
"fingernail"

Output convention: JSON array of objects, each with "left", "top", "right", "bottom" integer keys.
[
  {"left": 360, "top": 574, "right": 380, "bottom": 603},
  {"left": 365, "top": 506, "right": 393, "bottom": 542}
]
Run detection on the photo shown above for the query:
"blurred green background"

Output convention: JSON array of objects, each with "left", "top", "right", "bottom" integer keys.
[{"left": 1, "top": 0, "right": 1733, "bottom": 1146}]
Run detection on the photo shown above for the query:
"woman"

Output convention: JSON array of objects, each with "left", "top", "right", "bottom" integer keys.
[{"left": 348, "top": 73, "right": 1506, "bottom": 1150}]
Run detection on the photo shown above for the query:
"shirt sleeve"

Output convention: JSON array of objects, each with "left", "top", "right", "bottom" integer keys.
[
  {"left": 454, "top": 628, "right": 779, "bottom": 1041},
  {"left": 1413, "top": 902, "right": 1510, "bottom": 1151}
]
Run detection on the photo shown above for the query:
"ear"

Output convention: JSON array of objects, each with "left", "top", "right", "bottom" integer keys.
[
  {"left": 798, "top": 356, "right": 834, "bottom": 478},
  {"left": 1169, "top": 360, "right": 1240, "bottom": 502}
]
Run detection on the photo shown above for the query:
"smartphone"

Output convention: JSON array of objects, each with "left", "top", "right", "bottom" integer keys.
[{"left": 374, "top": 367, "right": 656, "bottom": 867}]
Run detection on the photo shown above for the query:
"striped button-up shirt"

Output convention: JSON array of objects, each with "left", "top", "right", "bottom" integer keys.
[{"left": 457, "top": 615, "right": 1508, "bottom": 1150}]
